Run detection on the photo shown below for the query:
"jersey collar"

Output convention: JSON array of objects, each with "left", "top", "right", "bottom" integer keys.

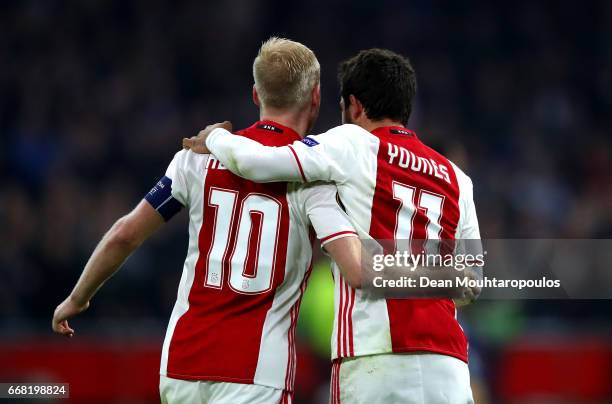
[
  {"left": 372, "top": 125, "right": 417, "bottom": 138},
  {"left": 252, "top": 120, "right": 300, "bottom": 138}
]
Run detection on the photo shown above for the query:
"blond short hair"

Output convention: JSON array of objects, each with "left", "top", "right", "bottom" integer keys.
[{"left": 253, "top": 37, "right": 320, "bottom": 109}]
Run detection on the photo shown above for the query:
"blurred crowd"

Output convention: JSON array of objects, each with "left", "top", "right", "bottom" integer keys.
[{"left": 1, "top": 0, "right": 611, "bottom": 401}]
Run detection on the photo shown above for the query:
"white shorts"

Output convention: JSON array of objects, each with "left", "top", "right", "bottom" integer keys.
[
  {"left": 330, "top": 353, "right": 474, "bottom": 404},
  {"left": 160, "top": 375, "right": 292, "bottom": 404}
]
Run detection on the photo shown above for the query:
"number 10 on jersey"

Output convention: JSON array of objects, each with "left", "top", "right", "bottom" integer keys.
[{"left": 201, "top": 187, "right": 281, "bottom": 294}]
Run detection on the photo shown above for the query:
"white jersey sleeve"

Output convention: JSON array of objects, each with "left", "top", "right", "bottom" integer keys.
[
  {"left": 164, "top": 150, "right": 190, "bottom": 206},
  {"left": 293, "top": 182, "right": 358, "bottom": 246},
  {"left": 205, "top": 124, "right": 370, "bottom": 184},
  {"left": 451, "top": 162, "right": 482, "bottom": 261},
  {"left": 205, "top": 129, "right": 303, "bottom": 182},
  {"left": 285, "top": 125, "right": 372, "bottom": 184},
  {"left": 144, "top": 150, "right": 190, "bottom": 221},
  {"left": 459, "top": 190, "right": 480, "bottom": 240},
  {"left": 452, "top": 163, "right": 481, "bottom": 240}
]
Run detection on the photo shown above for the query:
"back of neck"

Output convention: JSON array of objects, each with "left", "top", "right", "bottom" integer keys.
[
  {"left": 260, "top": 108, "right": 308, "bottom": 137},
  {"left": 360, "top": 118, "right": 405, "bottom": 132}
]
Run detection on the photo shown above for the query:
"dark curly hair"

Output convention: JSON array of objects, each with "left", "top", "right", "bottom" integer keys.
[{"left": 338, "top": 48, "right": 417, "bottom": 125}]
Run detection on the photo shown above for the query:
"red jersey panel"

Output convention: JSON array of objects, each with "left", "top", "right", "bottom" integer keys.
[
  {"left": 368, "top": 126, "right": 467, "bottom": 362},
  {"left": 167, "top": 121, "right": 298, "bottom": 383},
  {"left": 159, "top": 120, "right": 362, "bottom": 391}
]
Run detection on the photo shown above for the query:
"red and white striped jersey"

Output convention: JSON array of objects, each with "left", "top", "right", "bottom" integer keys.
[
  {"left": 206, "top": 123, "right": 481, "bottom": 363},
  {"left": 156, "top": 121, "right": 357, "bottom": 391}
]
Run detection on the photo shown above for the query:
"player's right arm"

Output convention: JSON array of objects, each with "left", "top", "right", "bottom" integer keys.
[
  {"left": 324, "top": 237, "right": 363, "bottom": 288},
  {"left": 297, "top": 183, "right": 363, "bottom": 288},
  {"left": 52, "top": 152, "right": 189, "bottom": 337},
  {"left": 184, "top": 123, "right": 368, "bottom": 184},
  {"left": 454, "top": 171, "right": 483, "bottom": 306}
]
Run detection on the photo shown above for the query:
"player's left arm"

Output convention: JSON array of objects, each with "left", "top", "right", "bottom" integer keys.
[
  {"left": 299, "top": 183, "right": 363, "bottom": 288},
  {"left": 52, "top": 201, "right": 166, "bottom": 337},
  {"left": 52, "top": 153, "right": 189, "bottom": 337}
]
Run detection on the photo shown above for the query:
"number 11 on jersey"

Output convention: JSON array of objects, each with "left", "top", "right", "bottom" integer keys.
[{"left": 392, "top": 181, "right": 445, "bottom": 253}]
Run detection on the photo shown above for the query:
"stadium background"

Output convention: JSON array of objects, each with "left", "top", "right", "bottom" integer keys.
[{"left": 1, "top": 0, "right": 611, "bottom": 402}]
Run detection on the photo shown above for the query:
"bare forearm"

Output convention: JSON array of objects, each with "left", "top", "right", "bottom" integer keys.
[
  {"left": 70, "top": 239, "right": 134, "bottom": 303},
  {"left": 325, "top": 236, "right": 363, "bottom": 288},
  {"left": 70, "top": 221, "right": 140, "bottom": 304}
]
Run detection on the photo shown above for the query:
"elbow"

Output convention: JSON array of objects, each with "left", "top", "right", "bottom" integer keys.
[
  {"left": 107, "top": 216, "right": 142, "bottom": 250},
  {"left": 234, "top": 159, "right": 250, "bottom": 177}
]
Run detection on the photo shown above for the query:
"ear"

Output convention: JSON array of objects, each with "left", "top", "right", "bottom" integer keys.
[
  {"left": 252, "top": 85, "right": 260, "bottom": 107},
  {"left": 349, "top": 94, "right": 364, "bottom": 121},
  {"left": 311, "top": 84, "right": 321, "bottom": 108}
]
